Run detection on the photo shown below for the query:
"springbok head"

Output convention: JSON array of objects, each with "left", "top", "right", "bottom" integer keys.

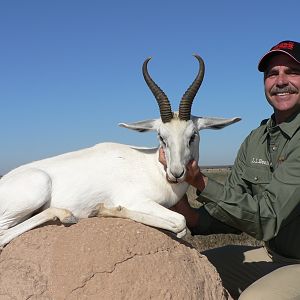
[{"left": 120, "top": 55, "right": 240, "bottom": 183}]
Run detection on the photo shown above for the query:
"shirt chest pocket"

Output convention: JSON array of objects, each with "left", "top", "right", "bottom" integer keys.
[{"left": 241, "top": 167, "right": 271, "bottom": 195}]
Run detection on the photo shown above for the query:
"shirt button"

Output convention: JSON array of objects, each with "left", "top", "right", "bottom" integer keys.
[
  {"left": 254, "top": 176, "right": 258, "bottom": 181},
  {"left": 272, "top": 146, "right": 277, "bottom": 151}
]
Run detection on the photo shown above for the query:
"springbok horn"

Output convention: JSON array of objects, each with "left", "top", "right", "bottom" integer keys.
[
  {"left": 179, "top": 55, "right": 205, "bottom": 121},
  {"left": 142, "top": 57, "right": 173, "bottom": 123}
]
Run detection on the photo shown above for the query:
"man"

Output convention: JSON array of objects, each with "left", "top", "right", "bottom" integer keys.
[{"left": 160, "top": 40, "right": 300, "bottom": 299}]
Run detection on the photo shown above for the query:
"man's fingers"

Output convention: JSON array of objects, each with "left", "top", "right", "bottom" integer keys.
[
  {"left": 187, "top": 160, "right": 197, "bottom": 171},
  {"left": 159, "top": 147, "right": 167, "bottom": 166}
]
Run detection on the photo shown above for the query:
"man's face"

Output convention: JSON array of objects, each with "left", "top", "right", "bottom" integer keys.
[{"left": 264, "top": 54, "right": 300, "bottom": 123}]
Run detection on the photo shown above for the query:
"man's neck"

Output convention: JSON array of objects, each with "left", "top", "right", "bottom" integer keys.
[{"left": 274, "top": 110, "right": 298, "bottom": 124}]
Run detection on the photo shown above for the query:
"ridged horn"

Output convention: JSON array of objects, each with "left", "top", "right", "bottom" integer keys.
[
  {"left": 179, "top": 54, "right": 205, "bottom": 121},
  {"left": 142, "top": 57, "right": 173, "bottom": 123}
]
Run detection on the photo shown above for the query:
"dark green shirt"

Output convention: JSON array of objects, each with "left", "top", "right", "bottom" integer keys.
[{"left": 195, "top": 112, "right": 300, "bottom": 260}]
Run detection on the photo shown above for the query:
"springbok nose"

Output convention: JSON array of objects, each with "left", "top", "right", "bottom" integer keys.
[{"left": 172, "top": 169, "right": 185, "bottom": 179}]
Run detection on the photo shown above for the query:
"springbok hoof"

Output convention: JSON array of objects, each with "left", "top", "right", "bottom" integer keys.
[
  {"left": 62, "top": 215, "right": 78, "bottom": 224},
  {"left": 176, "top": 228, "right": 187, "bottom": 239}
]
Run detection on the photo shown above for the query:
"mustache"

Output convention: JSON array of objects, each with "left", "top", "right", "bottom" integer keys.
[{"left": 270, "top": 86, "right": 298, "bottom": 95}]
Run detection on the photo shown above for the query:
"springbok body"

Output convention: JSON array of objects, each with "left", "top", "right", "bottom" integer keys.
[{"left": 0, "top": 55, "right": 240, "bottom": 247}]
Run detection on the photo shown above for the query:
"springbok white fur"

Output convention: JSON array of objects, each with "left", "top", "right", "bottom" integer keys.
[{"left": 0, "top": 55, "right": 240, "bottom": 247}]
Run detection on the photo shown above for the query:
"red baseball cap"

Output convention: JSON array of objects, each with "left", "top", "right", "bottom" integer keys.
[{"left": 258, "top": 40, "right": 300, "bottom": 72}]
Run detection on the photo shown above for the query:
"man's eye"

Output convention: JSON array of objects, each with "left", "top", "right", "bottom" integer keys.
[
  {"left": 289, "top": 70, "right": 300, "bottom": 76},
  {"left": 265, "top": 72, "right": 277, "bottom": 78}
]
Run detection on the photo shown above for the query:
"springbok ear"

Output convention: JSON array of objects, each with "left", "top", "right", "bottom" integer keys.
[
  {"left": 119, "top": 119, "right": 160, "bottom": 132},
  {"left": 192, "top": 116, "right": 241, "bottom": 131}
]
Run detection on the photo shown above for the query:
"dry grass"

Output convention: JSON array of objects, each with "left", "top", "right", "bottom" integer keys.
[{"left": 184, "top": 232, "right": 262, "bottom": 252}]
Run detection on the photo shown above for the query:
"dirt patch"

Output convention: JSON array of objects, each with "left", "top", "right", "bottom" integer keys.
[{"left": 0, "top": 218, "right": 232, "bottom": 299}]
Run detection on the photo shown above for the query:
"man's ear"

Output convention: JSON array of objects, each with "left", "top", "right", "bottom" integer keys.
[
  {"left": 119, "top": 119, "right": 160, "bottom": 132},
  {"left": 192, "top": 115, "right": 241, "bottom": 131}
]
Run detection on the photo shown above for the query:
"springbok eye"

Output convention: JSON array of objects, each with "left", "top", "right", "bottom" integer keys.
[
  {"left": 189, "top": 133, "right": 197, "bottom": 145},
  {"left": 159, "top": 135, "right": 166, "bottom": 146}
]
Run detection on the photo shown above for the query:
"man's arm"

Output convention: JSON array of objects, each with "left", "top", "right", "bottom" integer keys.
[
  {"left": 185, "top": 136, "right": 300, "bottom": 241},
  {"left": 171, "top": 194, "right": 241, "bottom": 235},
  {"left": 161, "top": 126, "right": 300, "bottom": 242}
]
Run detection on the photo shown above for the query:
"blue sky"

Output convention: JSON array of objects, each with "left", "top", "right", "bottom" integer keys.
[{"left": 1, "top": 0, "right": 299, "bottom": 175}]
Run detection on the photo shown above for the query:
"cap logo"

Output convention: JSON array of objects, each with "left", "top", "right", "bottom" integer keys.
[{"left": 272, "top": 41, "right": 294, "bottom": 51}]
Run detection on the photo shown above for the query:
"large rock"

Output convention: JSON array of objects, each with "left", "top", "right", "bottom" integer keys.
[{"left": 0, "top": 218, "right": 232, "bottom": 299}]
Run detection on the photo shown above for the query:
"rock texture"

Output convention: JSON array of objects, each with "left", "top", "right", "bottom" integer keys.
[{"left": 0, "top": 218, "right": 232, "bottom": 299}]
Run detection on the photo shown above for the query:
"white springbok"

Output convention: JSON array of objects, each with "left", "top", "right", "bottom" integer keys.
[{"left": 0, "top": 55, "right": 240, "bottom": 247}]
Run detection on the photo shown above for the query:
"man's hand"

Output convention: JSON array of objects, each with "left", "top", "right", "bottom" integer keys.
[
  {"left": 159, "top": 147, "right": 174, "bottom": 182},
  {"left": 170, "top": 194, "right": 200, "bottom": 229},
  {"left": 185, "top": 160, "right": 207, "bottom": 191},
  {"left": 159, "top": 147, "right": 167, "bottom": 167}
]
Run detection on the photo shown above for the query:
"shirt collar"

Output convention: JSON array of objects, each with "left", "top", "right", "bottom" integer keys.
[{"left": 266, "top": 112, "right": 300, "bottom": 138}]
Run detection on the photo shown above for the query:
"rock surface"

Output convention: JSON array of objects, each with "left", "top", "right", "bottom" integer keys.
[{"left": 0, "top": 218, "right": 232, "bottom": 299}]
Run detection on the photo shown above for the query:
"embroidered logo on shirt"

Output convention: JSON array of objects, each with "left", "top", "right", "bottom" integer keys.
[{"left": 251, "top": 157, "right": 270, "bottom": 166}]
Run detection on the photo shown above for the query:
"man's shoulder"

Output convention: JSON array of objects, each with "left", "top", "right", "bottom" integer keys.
[
  {"left": 238, "top": 118, "right": 269, "bottom": 152},
  {"left": 259, "top": 118, "right": 269, "bottom": 126},
  {"left": 247, "top": 118, "right": 269, "bottom": 139}
]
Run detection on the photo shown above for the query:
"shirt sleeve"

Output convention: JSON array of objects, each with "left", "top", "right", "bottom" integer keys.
[
  {"left": 189, "top": 206, "right": 242, "bottom": 236},
  {"left": 198, "top": 133, "right": 300, "bottom": 241}
]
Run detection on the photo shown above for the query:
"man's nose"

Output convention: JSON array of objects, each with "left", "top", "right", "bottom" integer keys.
[{"left": 276, "top": 72, "right": 289, "bottom": 86}]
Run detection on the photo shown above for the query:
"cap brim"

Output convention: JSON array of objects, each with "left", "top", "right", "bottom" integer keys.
[{"left": 258, "top": 49, "right": 300, "bottom": 72}]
